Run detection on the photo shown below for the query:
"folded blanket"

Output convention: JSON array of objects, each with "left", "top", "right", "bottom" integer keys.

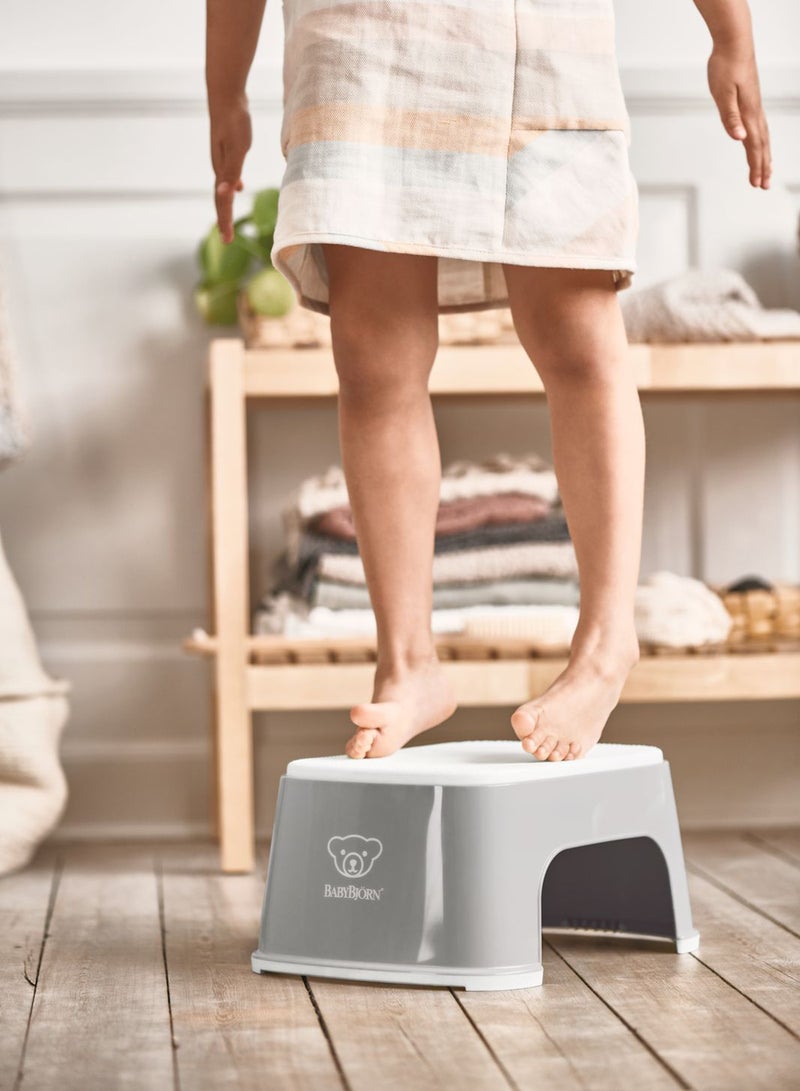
[
  {"left": 253, "top": 590, "right": 579, "bottom": 639},
  {"left": 312, "top": 574, "right": 581, "bottom": 611},
  {"left": 311, "top": 491, "right": 553, "bottom": 541},
  {"left": 282, "top": 451, "right": 561, "bottom": 566},
  {"left": 273, "top": 512, "right": 573, "bottom": 601},
  {"left": 299, "top": 510, "right": 569, "bottom": 563},
  {"left": 620, "top": 268, "right": 800, "bottom": 343},
  {"left": 319, "top": 540, "right": 579, "bottom": 586},
  {"left": 635, "top": 571, "right": 733, "bottom": 647}
]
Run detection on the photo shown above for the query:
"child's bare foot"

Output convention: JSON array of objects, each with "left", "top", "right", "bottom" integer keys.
[
  {"left": 345, "top": 654, "right": 458, "bottom": 759},
  {"left": 510, "top": 628, "right": 640, "bottom": 762}
]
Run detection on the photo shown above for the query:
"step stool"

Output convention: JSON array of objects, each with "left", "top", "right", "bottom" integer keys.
[{"left": 252, "top": 740, "right": 700, "bottom": 991}]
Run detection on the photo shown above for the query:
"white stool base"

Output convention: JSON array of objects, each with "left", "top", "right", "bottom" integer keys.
[{"left": 253, "top": 953, "right": 545, "bottom": 992}]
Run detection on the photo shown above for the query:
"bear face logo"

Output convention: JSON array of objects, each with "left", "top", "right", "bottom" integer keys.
[{"left": 327, "top": 835, "right": 383, "bottom": 879}]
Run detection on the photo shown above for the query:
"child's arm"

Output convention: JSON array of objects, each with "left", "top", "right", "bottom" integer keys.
[
  {"left": 206, "top": 0, "right": 268, "bottom": 242},
  {"left": 691, "top": 0, "right": 772, "bottom": 188}
]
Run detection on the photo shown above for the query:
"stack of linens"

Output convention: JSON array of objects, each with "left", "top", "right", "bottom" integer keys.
[{"left": 254, "top": 452, "right": 580, "bottom": 647}]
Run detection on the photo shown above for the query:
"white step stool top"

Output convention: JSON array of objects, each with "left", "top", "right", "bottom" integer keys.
[{"left": 285, "top": 740, "right": 664, "bottom": 786}]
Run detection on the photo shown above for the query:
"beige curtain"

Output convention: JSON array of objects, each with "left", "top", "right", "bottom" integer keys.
[{"left": 0, "top": 528, "right": 70, "bottom": 875}]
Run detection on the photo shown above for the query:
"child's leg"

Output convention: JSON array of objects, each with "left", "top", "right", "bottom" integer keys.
[
  {"left": 501, "top": 264, "right": 643, "bottom": 761},
  {"left": 321, "top": 243, "right": 458, "bottom": 758}
]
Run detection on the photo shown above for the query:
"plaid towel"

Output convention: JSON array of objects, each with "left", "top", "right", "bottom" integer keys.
[{"left": 271, "top": 0, "right": 638, "bottom": 314}]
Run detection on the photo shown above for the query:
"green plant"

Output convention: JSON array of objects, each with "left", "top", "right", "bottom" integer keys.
[{"left": 194, "top": 186, "right": 295, "bottom": 325}]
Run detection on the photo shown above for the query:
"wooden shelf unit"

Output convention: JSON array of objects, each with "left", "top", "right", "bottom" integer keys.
[{"left": 187, "top": 337, "right": 800, "bottom": 872}]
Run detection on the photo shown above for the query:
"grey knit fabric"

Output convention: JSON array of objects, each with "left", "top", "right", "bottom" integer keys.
[{"left": 620, "top": 268, "right": 800, "bottom": 343}]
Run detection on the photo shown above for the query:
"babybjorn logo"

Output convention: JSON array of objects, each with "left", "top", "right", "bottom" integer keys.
[
  {"left": 323, "top": 883, "right": 384, "bottom": 901},
  {"left": 327, "top": 835, "right": 383, "bottom": 878}
]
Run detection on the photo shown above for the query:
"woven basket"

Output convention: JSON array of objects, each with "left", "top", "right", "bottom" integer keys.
[
  {"left": 712, "top": 582, "right": 800, "bottom": 643},
  {"left": 238, "top": 293, "right": 332, "bottom": 348},
  {"left": 239, "top": 292, "right": 517, "bottom": 349}
]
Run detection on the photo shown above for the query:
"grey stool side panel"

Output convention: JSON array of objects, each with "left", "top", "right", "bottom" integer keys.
[
  {"left": 257, "top": 778, "right": 439, "bottom": 967},
  {"left": 254, "top": 762, "right": 698, "bottom": 987},
  {"left": 438, "top": 762, "right": 697, "bottom": 969}
]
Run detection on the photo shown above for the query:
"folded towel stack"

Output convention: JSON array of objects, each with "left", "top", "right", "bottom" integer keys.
[{"left": 253, "top": 452, "right": 581, "bottom": 646}]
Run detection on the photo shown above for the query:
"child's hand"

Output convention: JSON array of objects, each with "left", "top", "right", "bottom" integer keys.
[
  {"left": 210, "top": 97, "right": 253, "bottom": 243},
  {"left": 707, "top": 45, "right": 772, "bottom": 188}
]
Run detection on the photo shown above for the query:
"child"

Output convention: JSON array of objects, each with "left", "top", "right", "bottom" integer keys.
[{"left": 205, "top": 0, "right": 771, "bottom": 761}]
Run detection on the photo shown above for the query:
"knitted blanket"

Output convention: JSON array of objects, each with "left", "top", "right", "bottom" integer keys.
[
  {"left": 619, "top": 268, "right": 800, "bottom": 343},
  {"left": 635, "top": 571, "right": 732, "bottom": 648},
  {"left": 312, "top": 575, "right": 581, "bottom": 611},
  {"left": 282, "top": 452, "right": 561, "bottom": 566},
  {"left": 311, "top": 491, "right": 553, "bottom": 541},
  {"left": 320, "top": 540, "right": 579, "bottom": 586},
  {"left": 297, "top": 510, "right": 570, "bottom": 562},
  {"left": 253, "top": 590, "right": 580, "bottom": 640}
]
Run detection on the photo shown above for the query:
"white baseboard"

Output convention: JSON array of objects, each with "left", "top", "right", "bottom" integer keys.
[
  {"left": 61, "top": 739, "right": 209, "bottom": 762},
  {"left": 50, "top": 821, "right": 213, "bottom": 842}
]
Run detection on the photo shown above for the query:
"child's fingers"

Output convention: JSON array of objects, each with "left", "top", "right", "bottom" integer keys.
[
  {"left": 748, "top": 118, "right": 772, "bottom": 188},
  {"left": 213, "top": 131, "right": 248, "bottom": 242},
  {"left": 215, "top": 179, "right": 238, "bottom": 244},
  {"left": 760, "top": 117, "right": 773, "bottom": 187},
  {"left": 748, "top": 100, "right": 772, "bottom": 189},
  {"left": 708, "top": 53, "right": 773, "bottom": 190},
  {"left": 716, "top": 84, "right": 747, "bottom": 140},
  {"left": 738, "top": 87, "right": 769, "bottom": 187}
]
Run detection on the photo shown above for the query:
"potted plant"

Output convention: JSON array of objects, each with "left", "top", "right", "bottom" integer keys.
[{"left": 194, "top": 187, "right": 317, "bottom": 342}]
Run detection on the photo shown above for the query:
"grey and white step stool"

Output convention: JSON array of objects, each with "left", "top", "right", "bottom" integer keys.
[{"left": 252, "top": 740, "right": 700, "bottom": 991}]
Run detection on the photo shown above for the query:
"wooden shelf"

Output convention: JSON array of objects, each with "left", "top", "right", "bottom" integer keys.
[
  {"left": 239, "top": 339, "right": 800, "bottom": 399},
  {"left": 197, "top": 336, "right": 800, "bottom": 870},
  {"left": 184, "top": 631, "right": 800, "bottom": 709}
]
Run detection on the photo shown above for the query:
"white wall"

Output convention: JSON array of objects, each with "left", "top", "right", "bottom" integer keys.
[{"left": 0, "top": 1, "right": 798, "bottom": 838}]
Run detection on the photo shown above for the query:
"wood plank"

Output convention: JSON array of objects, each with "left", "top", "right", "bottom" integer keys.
[
  {"left": 0, "top": 847, "right": 59, "bottom": 1091},
  {"left": 645, "top": 340, "right": 800, "bottom": 392},
  {"left": 19, "top": 843, "right": 174, "bottom": 1091},
  {"left": 548, "top": 932, "right": 800, "bottom": 1090},
  {"left": 245, "top": 658, "right": 538, "bottom": 711},
  {"left": 186, "top": 630, "right": 800, "bottom": 662},
  {"left": 159, "top": 842, "right": 342, "bottom": 1091},
  {"left": 618, "top": 652, "right": 800, "bottom": 702},
  {"left": 243, "top": 651, "right": 800, "bottom": 711},
  {"left": 686, "top": 870, "right": 800, "bottom": 1037},
  {"left": 748, "top": 828, "right": 800, "bottom": 868},
  {"left": 241, "top": 341, "right": 800, "bottom": 398},
  {"left": 458, "top": 945, "right": 679, "bottom": 1090},
  {"left": 684, "top": 832, "right": 800, "bottom": 935},
  {"left": 210, "top": 339, "right": 255, "bottom": 872},
  {"left": 309, "top": 978, "right": 508, "bottom": 1091}
]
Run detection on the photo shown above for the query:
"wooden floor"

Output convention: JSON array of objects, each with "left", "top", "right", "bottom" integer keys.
[{"left": 3, "top": 832, "right": 799, "bottom": 1091}]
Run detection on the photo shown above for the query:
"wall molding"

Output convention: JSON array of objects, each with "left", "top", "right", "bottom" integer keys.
[
  {"left": 51, "top": 821, "right": 213, "bottom": 841},
  {"left": 41, "top": 640, "right": 198, "bottom": 664},
  {"left": 61, "top": 739, "right": 209, "bottom": 763},
  {"left": 1, "top": 66, "right": 799, "bottom": 116}
]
